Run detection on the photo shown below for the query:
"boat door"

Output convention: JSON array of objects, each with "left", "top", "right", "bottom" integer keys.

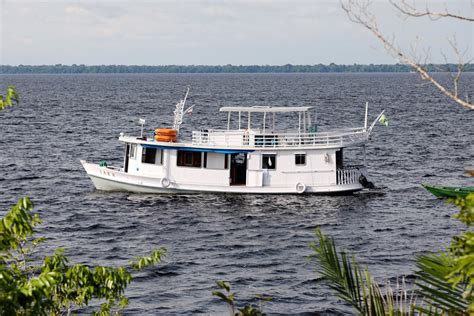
[{"left": 230, "top": 153, "right": 247, "bottom": 185}]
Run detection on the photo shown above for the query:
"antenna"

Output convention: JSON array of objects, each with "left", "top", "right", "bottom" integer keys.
[{"left": 173, "top": 87, "right": 191, "bottom": 133}]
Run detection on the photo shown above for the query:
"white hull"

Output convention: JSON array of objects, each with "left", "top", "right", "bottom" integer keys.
[{"left": 81, "top": 160, "right": 363, "bottom": 194}]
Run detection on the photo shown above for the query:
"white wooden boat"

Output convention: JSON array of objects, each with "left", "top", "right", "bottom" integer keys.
[{"left": 81, "top": 90, "right": 384, "bottom": 194}]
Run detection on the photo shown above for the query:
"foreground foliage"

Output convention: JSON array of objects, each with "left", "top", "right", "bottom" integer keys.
[
  {"left": 0, "top": 197, "right": 166, "bottom": 315},
  {"left": 310, "top": 193, "right": 474, "bottom": 315},
  {"left": 415, "top": 194, "right": 474, "bottom": 313},
  {"left": 212, "top": 280, "right": 271, "bottom": 316},
  {"left": 1, "top": 85, "right": 167, "bottom": 314},
  {"left": 0, "top": 85, "right": 19, "bottom": 110}
]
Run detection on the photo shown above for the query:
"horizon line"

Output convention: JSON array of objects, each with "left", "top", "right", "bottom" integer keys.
[{"left": 2, "top": 63, "right": 471, "bottom": 67}]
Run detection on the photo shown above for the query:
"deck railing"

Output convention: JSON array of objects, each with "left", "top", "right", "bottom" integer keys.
[
  {"left": 336, "top": 167, "right": 362, "bottom": 185},
  {"left": 191, "top": 128, "right": 367, "bottom": 149}
]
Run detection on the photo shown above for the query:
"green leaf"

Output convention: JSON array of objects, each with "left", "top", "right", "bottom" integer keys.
[
  {"left": 212, "top": 291, "right": 233, "bottom": 304},
  {"left": 130, "top": 248, "right": 166, "bottom": 270},
  {"left": 216, "top": 280, "right": 231, "bottom": 292}
]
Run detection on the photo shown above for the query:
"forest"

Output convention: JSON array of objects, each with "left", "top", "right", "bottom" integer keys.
[{"left": 2, "top": 63, "right": 473, "bottom": 74}]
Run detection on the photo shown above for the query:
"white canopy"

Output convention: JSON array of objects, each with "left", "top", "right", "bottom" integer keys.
[
  {"left": 220, "top": 106, "right": 313, "bottom": 132},
  {"left": 219, "top": 106, "right": 312, "bottom": 113}
]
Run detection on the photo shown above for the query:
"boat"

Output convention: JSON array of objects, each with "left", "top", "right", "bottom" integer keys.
[
  {"left": 422, "top": 184, "right": 474, "bottom": 199},
  {"left": 81, "top": 89, "right": 385, "bottom": 194}
]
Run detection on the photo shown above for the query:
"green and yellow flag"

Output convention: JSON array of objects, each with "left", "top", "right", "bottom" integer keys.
[{"left": 378, "top": 114, "right": 389, "bottom": 126}]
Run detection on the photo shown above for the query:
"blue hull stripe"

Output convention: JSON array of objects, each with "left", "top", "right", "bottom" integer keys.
[{"left": 142, "top": 144, "right": 253, "bottom": 154}]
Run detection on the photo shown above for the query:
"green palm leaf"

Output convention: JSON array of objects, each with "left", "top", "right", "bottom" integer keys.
[
  {"left": 415, "top": 252, "right": 468, "bottom": 313},
  {"left": 309, "top": 228, "right": 387, "bottom": 314}
]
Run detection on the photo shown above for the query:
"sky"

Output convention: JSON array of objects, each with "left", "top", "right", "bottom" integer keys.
[{"left": 0, "top": 0, "right": 472, "bottom": 65}]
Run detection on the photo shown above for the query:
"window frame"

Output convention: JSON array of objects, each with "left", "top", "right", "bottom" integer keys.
[
  {"left": 141, "top": 147, "right": 163, "bottom": 165},
  {"left": 262, "top": 154, "right": 277, "bottom": 170},
  {"left": 177, "top": 150, "right": 202, "bottom": 168},
  {"left": 295, "top": 153, "right": 306, "bottom": 166}
]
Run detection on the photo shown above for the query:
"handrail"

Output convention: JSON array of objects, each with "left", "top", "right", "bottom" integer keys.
[
  {"left": 336, "top": 167, "right": 361, "bottom": 185},
  {"left": 191, "top": 128, "right": 368, "bottom": 149},
  {"left": 106, "top": 165, "right": 123, "bottom": 171}
]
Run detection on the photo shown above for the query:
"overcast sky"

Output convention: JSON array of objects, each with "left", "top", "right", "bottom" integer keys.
[{"left": 1, "top": 0, "right": 472, "bottom": 65}]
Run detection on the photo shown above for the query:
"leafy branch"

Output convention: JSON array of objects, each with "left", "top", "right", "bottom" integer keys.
[
  {"left": 212, "top": 280, "right": 270, "bottom": 316},
  {"left": 0, "top": 196, "right": 166, "bottom": 315},
  {"left": 0, "top": 85, "right": 19, "bottom": 110}
]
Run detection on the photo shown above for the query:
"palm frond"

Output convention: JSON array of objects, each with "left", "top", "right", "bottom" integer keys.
[
  {"left": 309, "top": 228, "right": 387, "bottom": 314},
  {"left": 415, "top": 252, "right": 468, "bottom": 313}
]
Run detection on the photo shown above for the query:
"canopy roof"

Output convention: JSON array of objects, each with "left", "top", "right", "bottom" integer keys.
[{"left": 219, "top": 106, "right": 312, "bottom": 113}]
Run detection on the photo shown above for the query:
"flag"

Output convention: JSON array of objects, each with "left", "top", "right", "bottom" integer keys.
[
  {"left": 184, "top": 105, "right": 195, "bottom": 115},
  {"left": 378, "top": 114, "right": 389, "bottom": 126}
]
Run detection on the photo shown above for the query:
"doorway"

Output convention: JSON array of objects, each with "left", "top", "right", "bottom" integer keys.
[
  {"left": 230, "top": 153, "right": 247, "bottom": 185},
  {"left": 336, "top": 149, "right": 343, "bottom": 169},
  {"left": 124, "top": 144, "right": 130, "bottom": 173}
]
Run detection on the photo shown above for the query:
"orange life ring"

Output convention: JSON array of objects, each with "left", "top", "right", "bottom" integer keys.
[
  {"left": 154, "top": 135, "right": 177, "bottom": 142},
  {"left": 155, "top": 128, "right": 177, "bottom": 136}
]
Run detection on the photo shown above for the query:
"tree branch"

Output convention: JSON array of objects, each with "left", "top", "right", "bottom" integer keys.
[
  {"left": 340, "top": 0, "right": 473, "bottom": 110},
  {"left": 389, "top": 0, "right": 474, "bottom": 22}
]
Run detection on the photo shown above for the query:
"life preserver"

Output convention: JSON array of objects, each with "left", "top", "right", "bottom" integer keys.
[
  {"left": 155, "top": 128, "right": 177, "bottom": 136},
  {"left": 296, "top": 182, "right": 306, "bottom": 194},
  {"left": 154, "top": 135, "right": 177, "bottom": 142},
  {"left": 160, "top": 177, "right": 170, "bottom": 188}
]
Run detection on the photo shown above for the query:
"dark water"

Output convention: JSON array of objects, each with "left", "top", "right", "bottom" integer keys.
[{"left": 0, "top": 73, "right": 473, "bottom": 314}]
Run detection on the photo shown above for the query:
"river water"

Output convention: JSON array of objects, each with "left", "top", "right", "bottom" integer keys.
[{"left": 0, "top": 73, "right": 473, "bottom": 314}]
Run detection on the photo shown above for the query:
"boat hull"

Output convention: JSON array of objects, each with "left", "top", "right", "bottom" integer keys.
[
  {"left": 81, "top": 160, "right": 363, "bottom": 194},
  {"left": 423, "top": 184, "right": 474, "bottom": 199}
]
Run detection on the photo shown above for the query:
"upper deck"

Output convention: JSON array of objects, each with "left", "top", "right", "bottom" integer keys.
[
  {"left": 195, "top": 106, "right": 368, "bottom": 149},
  {"left": 191, "top": 128, "right": 368, "bottom": 149},
  {"left": 120, "top": 127, "right": 368, "bottom": 150},
  {"left": 121, "top": 105, "right": 370, "bottom": 150}
]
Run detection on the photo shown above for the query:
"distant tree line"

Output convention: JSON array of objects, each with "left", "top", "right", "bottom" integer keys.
[{"left": 1, "top": 63, "right": 473, "bottom": 74}]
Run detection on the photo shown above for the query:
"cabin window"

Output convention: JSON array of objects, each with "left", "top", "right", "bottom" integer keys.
[
  {"left": 204, "top": 152, "right": 228, "bottom": 169},
  {"left": 177, "top": 150, "right": 202, "bottom": 167},
  {"left": 262, "top": 154, "right": 276, "bottom": 170},
  {"left": 295, "top": 154, "right": 306, "bottom": 165},
  {"left": 142, "top": 147, "right": 162, "bottom": 165},
  {"left": 130, "top": 144, "right": 137, "bottom": 159}
]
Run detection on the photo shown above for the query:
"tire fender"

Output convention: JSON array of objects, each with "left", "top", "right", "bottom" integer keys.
[
  {"left": 296, "top": 182, "right": 306, "bottom": 194},
  {"left": 161, "top": 177, "right": 171, "bottom": 188}
]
